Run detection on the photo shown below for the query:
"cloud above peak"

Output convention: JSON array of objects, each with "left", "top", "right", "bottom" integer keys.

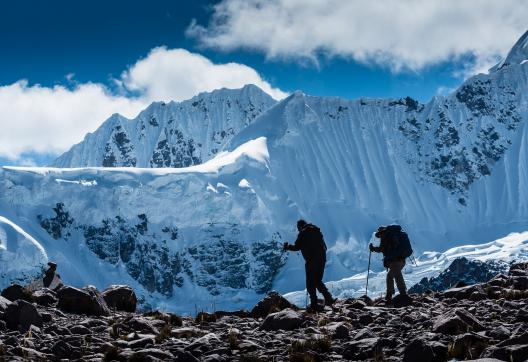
[
  {"left": 188, "top": 0, "right": 528, "bottom": 72},
  {"left": 121, "top": 47, "right": 287, "bottom": 101},
  {"left": 0, "top": 48, "right": 286, "bottom": 162}
]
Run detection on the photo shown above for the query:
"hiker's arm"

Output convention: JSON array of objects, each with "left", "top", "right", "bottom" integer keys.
[
  {"left": 369, "top": 243, "right": 382, "bottom": 253},
  {"left": 285, "top": 234, "right": 303, "bottom": 251}
]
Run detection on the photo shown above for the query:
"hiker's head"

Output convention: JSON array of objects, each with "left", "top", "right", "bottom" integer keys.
[
  {"left": 375, "top": 226, "right": 387, "bottom": 238},
  {"left": 47, "top": 262, "right": 57, "bottom": 271},
  {"left": 297, "top": 219, "right": 307, "bottom": 231}
]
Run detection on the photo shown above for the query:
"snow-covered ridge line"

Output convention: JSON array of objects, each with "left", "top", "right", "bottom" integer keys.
[{"left": 6, "top": 137, "right": 269, "bottom": 176}]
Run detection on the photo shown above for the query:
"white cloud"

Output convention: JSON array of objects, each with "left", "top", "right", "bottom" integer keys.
[
  {"left": 121, "top": 47, "right": 287, "bottom": 101},
  {"left": 0, "top": 49, "right": 286, "bottom": 162},
  {"left": 0, "top": 81, "right": 147, "bottom": 160},
  {"left": 188, "top": 0, "right": 528, "bottom": 72}
]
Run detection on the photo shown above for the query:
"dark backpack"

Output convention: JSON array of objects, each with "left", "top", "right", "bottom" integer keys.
[{"left": 385, "top": 225, "right": 413, "bottom": 259}]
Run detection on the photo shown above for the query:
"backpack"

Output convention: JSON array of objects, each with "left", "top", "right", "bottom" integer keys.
[{"left": 385, "top": 225, "right": 413, "bottom": 259}]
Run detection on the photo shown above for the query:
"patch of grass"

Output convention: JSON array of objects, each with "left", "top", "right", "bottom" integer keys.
[
  {"left": 317, "top": 316, "right": 329, "bottom": 327},
  {"left": 195, "top": 311, "right": 217, "bottom": 324},
  {"left": 155, "top": 324, "right": 172, "bottom": 344},
  {"left": 144, "top": 310, "right": 183, "bottom": 326},
  {"left": 290, "top": 336, "right": 332, "bottom": 355},
  {"left": 228, "top": 327, "right": 239, "bottom": 350}
]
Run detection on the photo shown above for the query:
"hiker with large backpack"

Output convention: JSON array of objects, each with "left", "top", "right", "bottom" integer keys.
[
  {"left": 283, "top": 219, "right": 335, "bottom": 312},
  {"left": 369, "top": 225, "right": 413, "bottom": 304}
]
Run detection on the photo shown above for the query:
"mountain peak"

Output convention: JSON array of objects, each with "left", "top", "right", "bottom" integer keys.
[{"left": 490, "top": 30, "right": 528, "bottom": 71}]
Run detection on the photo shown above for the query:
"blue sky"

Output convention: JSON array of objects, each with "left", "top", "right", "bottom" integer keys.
[{"left": 0, "top": 0, "right": 526, "bottom": 165}]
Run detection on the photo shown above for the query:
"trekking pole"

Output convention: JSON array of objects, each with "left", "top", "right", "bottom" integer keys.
[{"left": 365, "top": 250, "right": 372, "bottom": 296}]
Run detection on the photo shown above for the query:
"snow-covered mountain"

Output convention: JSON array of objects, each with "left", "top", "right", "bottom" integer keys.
[
  {"left": 1, "top": 31, "right": 528, "bottom": 313},
  {"left": 52, "top": 84, "right": 277, "bottom": 168}
]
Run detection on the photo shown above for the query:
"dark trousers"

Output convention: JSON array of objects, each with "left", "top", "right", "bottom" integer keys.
[{"left": 305, "top": 259, "right": 331, "bottom": 303}]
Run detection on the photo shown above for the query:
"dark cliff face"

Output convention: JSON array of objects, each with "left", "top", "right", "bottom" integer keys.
[
  {"left": 409, "top": 257, "right": 509, "bottom": 294},
  {"left": 37, "top": 203, "right": 286, "bottom": 299}
]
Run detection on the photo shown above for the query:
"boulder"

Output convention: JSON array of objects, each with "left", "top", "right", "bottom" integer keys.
[
  {"left": 487, "top": 325, "right": 511, "bottom": 341},
  {"left": 250, "top": 291, "right": 297, "bottom": 319},
  {"left": 32, "top": 288, "right": 58, "bottom": 306},
  {"left": 51, "top": 340, "right": 75, "bottom": 360},
  {"left": 443, "top": 285, "right": 484, "bottom": 300},
  {"left": 403, "top": 339, "right": 434, "bottom": 362},
  {"left": 127, "top": 337, "right": 155, "bottom": 349},
  {"left": 57, "top": 285, "right": 110, "bottom": 316},
  {"left": 344, "top": 298, "right": 367, "bottom": 309},
  {"left": 342, "top": 337, "right": 381, "bottom": 360},
  {"left": 392, "top": 293, "right": 413, "bottom": 308},
  {"left": 323, "top": 322, "right": 349, "bottom": 339},
  {"left": 260, "top": 308, "right": 303, "bottom": 331},
  {"left": 449, "top": 333, "right": 489, "bottom": 360},
  {"left": 69, "top": 325, "right": 92, "bottom": 335},
  {"left": 130, "top": 348, "right": 174, "bottom": 360},
  {"left": 508, "top": 344, "right": 528, "bottom": 362},
  {"left": 0, "top": 295, "right": 12, "bottom": 312},
  {"left": 1, "top": 284, "right": 32, "bottom": 302},
  {"left": 453, "top": 308, "right": 485, "bottom": 331},
  {"left": 102, "top": 285, "right": 137, "bottom": 312},
  {"left": 432, "top": 314, "right": 468, "bottom": 335},
  {"left": 5, "top": 299, "right": 43, "bottom": 332},
  {"left": 509, "top": 262, "right": 528, "bottom": 276}
]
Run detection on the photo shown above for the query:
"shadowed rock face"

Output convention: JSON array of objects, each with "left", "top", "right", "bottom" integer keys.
[{"left": 0, "top": 262, "right": 527, "bottom": 361}]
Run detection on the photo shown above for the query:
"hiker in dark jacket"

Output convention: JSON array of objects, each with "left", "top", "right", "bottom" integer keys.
[
  {"left": 369, "top": 225, "right": 408, "bottom": 304},
  {"left": 43, "top": 262, "right": 63, "bottom": 289},
  {"left": 283, "top": 219, "right": 335, "bottom": 311}
]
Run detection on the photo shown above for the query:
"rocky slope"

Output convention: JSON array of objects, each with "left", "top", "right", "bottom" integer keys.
[
  {"left": 1, "top": 263, "right": 528, "bottom": 361},
  {"left": 409, "top": 257, "right": 509, "bottom": 294}
]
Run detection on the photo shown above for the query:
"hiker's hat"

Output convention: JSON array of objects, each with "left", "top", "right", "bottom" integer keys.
[{"left": 375, "top": 226, "right": 387, "bottom": 238}]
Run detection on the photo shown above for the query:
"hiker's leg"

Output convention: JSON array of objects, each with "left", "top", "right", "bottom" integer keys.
[
  {"left": 394, "top": 260, "right": 407, "bottom": 295},
  {"left": 386, "top": 265, "right": 395, "bottom": 300},
  {"left": 314, "top": 260, "right": 333, "bottom": 303},
  {"left": 305, "top": 263, "right": 317, "bottom": 304}
]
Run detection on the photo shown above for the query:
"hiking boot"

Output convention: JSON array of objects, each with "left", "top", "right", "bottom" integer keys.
[
  {"left": 385, "top": 296, "right": 392, "bottom": 306},
  {"left": 324, "top": 295, "right": 336, "bottom": 306},
  {"left": 307, "top": 302, "right": 325, "bottom": 312}
]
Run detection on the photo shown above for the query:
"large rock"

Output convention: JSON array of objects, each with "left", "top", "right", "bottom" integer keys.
[
  {"left": 1, "top": 284, "right": 32, "bottom": 302},
  {"left": 403, "top": 339, "right": 434, "bottom": 362},
  {"left": 392, "top": 293, "right": 413, "bottom": 308},
  {"left": 432, "top": 308, "right": 483, "bottom": 335},
  {"left": 102, "top": 285, "right": 137, "bottom": 312},
  {"left": 509, "top": 262, "right": 528, "bottom": 276},
  {"left": 5, "top": 299, "right": 43, "bottom": 332},
  {"left": 57, "top": 285, "right": 110, "bottom": 316},
  {"left": 250, "top": 291, "right": 297, "bottom": 319},
  {"left": 260, "top": 308, "right": 303, "bottom": 331},
  {"left": 443, "top": 284, "right": 485, "bottom": 300},
  {"left": 343, "top": 338, "right": 381, "bottom": 360},
  {"left": 432, "top": 314, "right": 468, "bottom": 335},
  {"left": 0, "top": 295, "right": 12, "bottom": 312},
  {"left": 32, "top": 288, "right": 58, "bottom": 306},
  {"left": 449, "top": 333, "right": 489, "bottom": 360}
]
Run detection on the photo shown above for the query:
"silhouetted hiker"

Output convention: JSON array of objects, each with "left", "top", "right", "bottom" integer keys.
[
  {"left": 369, "top": 225, "right": 412, "bottom": 304},
  {"left": 283, "top": 219, "right": 335, "bottom": 311},
  {"left": 43, "top": 261, "right": 63, "bottom": 289}
]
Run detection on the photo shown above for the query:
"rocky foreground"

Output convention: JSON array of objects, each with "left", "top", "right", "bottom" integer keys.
[{"left": 0, "top": 263, "right": 528, "bottom": 361}]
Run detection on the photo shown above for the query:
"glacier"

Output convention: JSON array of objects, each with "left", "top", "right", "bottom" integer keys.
[{"left": 1, "top": 31, "right": 528, "bottom": 313}]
